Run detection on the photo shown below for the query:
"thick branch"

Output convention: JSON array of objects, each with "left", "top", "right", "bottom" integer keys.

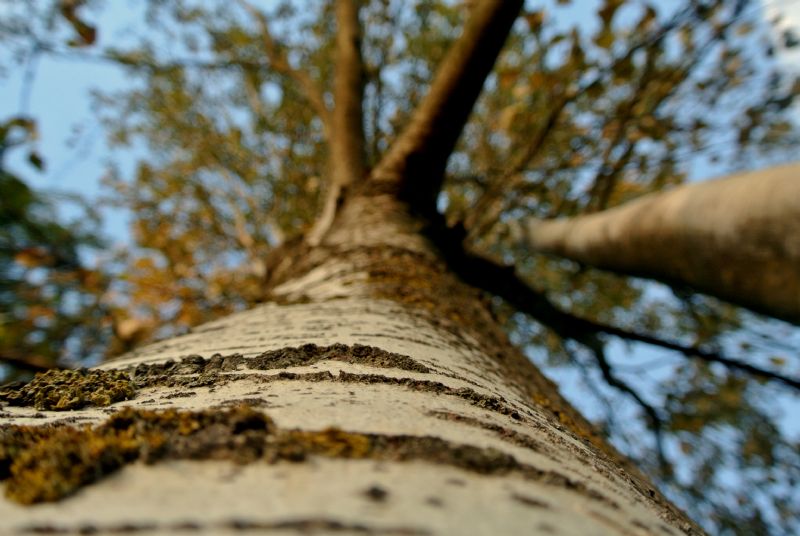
[
  {"left": 330, "top": 0, "right": 367, "bottom": 187},
  {"left": 513, "top": 163, "right": 800, "bottom": 325},
  {"left": 428, "top": 222, "right": 800, "bottom": 391},
  {"left": 371, "top": 0, "right": 523, "bottom": 215}
]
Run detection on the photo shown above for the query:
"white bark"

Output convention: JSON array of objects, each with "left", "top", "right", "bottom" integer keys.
[
  {"left": 0, "top": 195, "right": 699, "bottom": 535},
  {"left": 515, "top": 163, "right": 800, "bottom": 324}
]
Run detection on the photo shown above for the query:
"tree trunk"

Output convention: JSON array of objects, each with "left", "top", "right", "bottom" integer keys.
[{"left": 0, "top": 192, "right": 700, "bottom": 535}]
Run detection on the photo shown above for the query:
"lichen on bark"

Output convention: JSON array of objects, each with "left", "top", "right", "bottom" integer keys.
[
  {"left": 0, "top": 369, "right": 135, "bottom": 411},
  {"left": 1, "top": 404, "right": 613, "bottom": 508}
]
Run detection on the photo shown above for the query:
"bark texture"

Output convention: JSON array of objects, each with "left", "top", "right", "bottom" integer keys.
[
  {"left": 0, "top": 4, "right": 705, "bottom": 531},
  {"left": 0, "top": 192, "right": 700, "bottom": 535},
  {"left": 515, "top": 163, "right": 800, "bottom": 324}
]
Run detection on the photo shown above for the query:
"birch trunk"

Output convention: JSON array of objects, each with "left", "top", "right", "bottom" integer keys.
[{"left": 1, "top": 194, "right": 701, "bottom": 535}]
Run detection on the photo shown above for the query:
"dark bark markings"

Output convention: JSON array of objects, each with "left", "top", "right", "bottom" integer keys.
[
  {"left": 1, "top": 404, "right": 621, "bottom": 512},
  {"left": 19, "top": 519, "right": 431, "bottom": 535}
]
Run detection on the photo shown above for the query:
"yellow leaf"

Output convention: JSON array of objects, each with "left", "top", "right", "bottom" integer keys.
[
  {"left": 14, "top": 248, "right": 53, "bottom": 268},
  {"left": 524, "top": 11, "right": 545, "bottom": 33},
  {"left": 498, "top": 105, "right": 520, "bottom": 131},
  {"left": 497, "top": 69, "right": 519, "bottom": 90},
  {"left": 595, "top": 29, "right": 614, "bottom": 49}
]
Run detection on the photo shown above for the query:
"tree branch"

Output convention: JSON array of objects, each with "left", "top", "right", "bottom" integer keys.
[
  {"left": 427, "top": 222, "right": 800, "bottom": 392},
  {"left": 464, "top": 1, "right": 734, "bottom": 239},
  {"left": 465, "top": 93, "right": 571, "bottom": 239},
  {"left": 585, "top": 320, "right": 800, "bottom": 391},
  {"left": 371, "top": 0, "right": 523, "bottom": 216},
  {"left": 331, "top": 0, "right": 367, "bottom": 187},
  {"left": 512, "top": 163, "right": 800, "bottom": 326},
  {"left": 307, "top": 0, "right": 368, "bottom": 246},
  {"left": 43, "top": 45, "right": 269, "bottom": 71},
  {"left": 236, "top": 0, "right": 331, "bottom": 135},
  {"left": 584, "top": 340, "right": 668, "bottom": 472},
  {"left": 585, "top": 49, "right": 657, "bottom": 212}
]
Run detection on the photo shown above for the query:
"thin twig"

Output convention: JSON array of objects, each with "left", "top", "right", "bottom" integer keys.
[
  {"left": 236, "top": 0, "right": 331, "bottom": 135},
  {"left": 584, "top": 338, "right": 669, "bottom": 472}
]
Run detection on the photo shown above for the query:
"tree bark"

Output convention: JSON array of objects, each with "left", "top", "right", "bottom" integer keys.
[
  {"left": 513, "top": 163, "right": 800, "bottom": 325},
  {"left": 0, "top": 192, "right": 700, "bottom": 535}
]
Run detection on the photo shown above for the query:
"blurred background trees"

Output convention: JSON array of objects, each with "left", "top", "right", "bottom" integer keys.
[
  {"left": 1, "top": 0, "right": 799, "bottom": 533},
  {"left": 0, "top": 116, "right": 109, "bottom": 381}
]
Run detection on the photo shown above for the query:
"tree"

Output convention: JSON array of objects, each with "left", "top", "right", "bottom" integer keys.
[{"left": 1, "top": 0, "right": 799, "bottom": 534}]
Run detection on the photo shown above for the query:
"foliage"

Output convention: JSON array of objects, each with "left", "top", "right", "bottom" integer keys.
[
  {"left": 0, "top": 116, "right": 109, "bottom": 380},
  {"left": 2, "top": 0, "right": 800, "bottom": 533}
]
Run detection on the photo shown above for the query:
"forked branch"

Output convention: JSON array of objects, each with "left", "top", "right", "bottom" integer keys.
[{"left": 371, "top": 0, "right": 523, "bottom": 216}]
